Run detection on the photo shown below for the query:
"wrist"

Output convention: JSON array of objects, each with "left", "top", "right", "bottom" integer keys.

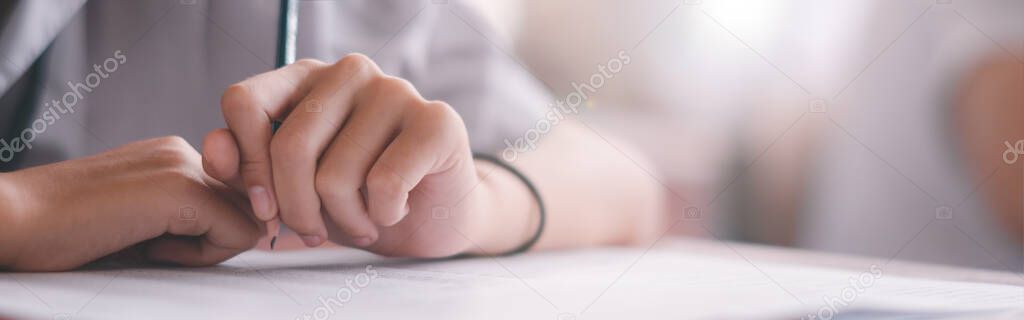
[{"left": 465, "top": 159, "right": 540, "bottom": 255}]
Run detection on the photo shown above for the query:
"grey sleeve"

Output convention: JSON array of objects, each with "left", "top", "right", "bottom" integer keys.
[
  {"left": 402, "top": 3, "right": 551, "bottom": 154},
  {"left": 301, "top": 0, "right": 551, "bottom": 154}
]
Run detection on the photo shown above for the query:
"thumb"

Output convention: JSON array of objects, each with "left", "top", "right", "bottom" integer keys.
[
  {"left": 202, "top": 128, "right": 279, "bottom": 222},
  {"left": 202, "top": 128, "right": 244, "bottom": 191}
]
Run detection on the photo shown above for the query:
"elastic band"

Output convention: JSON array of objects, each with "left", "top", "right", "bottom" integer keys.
[{"left": 472, "top": 153, "right": 546, "bottom": 256}]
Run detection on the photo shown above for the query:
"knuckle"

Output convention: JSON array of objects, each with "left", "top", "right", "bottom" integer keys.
[
  {"left": 367, "top": 76, "right": 422, "bottom": 104},
  {"left": 292, "top": 59, "right": 328, "bottom": 81},
  {"left": 366, "top": 169, "right": 406, "bottom": 198},
  {"left": 333, "top": 53, "right": 377, "bottom": 75},
  {"left": 373, "top": 76, "right": 415, "bottom": 94},
  {"left": 155, "top": 135, "right": 192, "bottom": 149},
  {"left": 294, "top": 58, "right": 326, "bottom": 70},
  {"left": 313, "top": 167, "right": 346, "bottom": 201},
  {"left": 150, "top": 136, "right": 198, "bottom": 168},
  {"left": 364, "top": 75, "right": 423, "bottom": 110},
  {"left": 422, "top": 100, "right": 456, "bottom": 121},
  {"left": 220, "top": 83, "right": 256, "bottom": 116},
  {"left": 421, "top": 101, "right": 466, "bottom": 136}
]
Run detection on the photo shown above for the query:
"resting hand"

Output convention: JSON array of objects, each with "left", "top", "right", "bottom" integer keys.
[{"left": 0, "top": 137, "right": 262, "bottom": 271}]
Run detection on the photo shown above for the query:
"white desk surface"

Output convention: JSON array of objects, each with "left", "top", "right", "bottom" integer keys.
[
  {"left": 2, "top": 237, "right": 1022, "bottom": 320},
  {"left": 665, "top": 239, "right": 1024, "bottom": 286}
]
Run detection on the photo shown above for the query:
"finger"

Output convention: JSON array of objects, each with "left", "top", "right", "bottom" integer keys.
[
  {"left": 145, "top": 236, "right": 246, "bottom": 267},
  {"left": 366, "top": 101, "right": 466, "bottom": 226},
  {"left": 202, "top": 128, "right": 244, "bottom": 191},
  {"left": 201, "top": 137, "right": 281, "bottom": 241},
  {"left": 147, "top": 179, "right": 262, "bottom": 266},
  {"left": 271, "top": 54, "right": 380, "bottom": 246},
  {"left": 315, "top": 76, "right": 417, "bottom": 246},
  {"left": 220, "top": 59, "right": 325, "bottom": 222}
]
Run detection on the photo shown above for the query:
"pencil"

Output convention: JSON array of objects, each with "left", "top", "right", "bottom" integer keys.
[{"left": 269, "top": 0, "right": 299, "bottom": 249}]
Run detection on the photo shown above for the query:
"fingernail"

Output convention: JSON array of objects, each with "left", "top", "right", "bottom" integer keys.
[
  {"left": 301, "top": 235, "right": 323, "bottom": 247},
  {"left": 248, "top": 186, "right": 272, "bottom": 220},
  {"left": 353, "top": 236, "right": 374, "bottom": 247}
]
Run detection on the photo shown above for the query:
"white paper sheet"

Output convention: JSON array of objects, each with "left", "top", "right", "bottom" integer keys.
[{"left": 1, "top": 247, "right": 1022, "bottom": 319}]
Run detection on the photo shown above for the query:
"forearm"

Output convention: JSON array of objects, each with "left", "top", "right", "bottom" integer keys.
[
  {"left": 955, "top": 53, "right": 1024, "bottom": 239},
  {"left": 469, "top": 121, "right": 667, "bottom": 254},
  {"left": 0, "top": 172, "right": 25, "bottom": 267}
]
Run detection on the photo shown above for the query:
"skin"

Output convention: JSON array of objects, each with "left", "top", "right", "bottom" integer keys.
[
  {"left": 0, "top": 54, "right": 665, "bottom": 270},
  {"left": 203, "top": 54, "right": 666, "bottom": 256},
  {"left": 0, "top": 137, "right": 262, "bottom": 271},
  {"left": 954, "top": 53, "right": 1024, "bottom": 239}
]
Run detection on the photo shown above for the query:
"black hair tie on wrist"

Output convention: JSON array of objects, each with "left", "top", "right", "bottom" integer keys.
[{"left": 472, "top": 152, "right": 546, "bottom": 256}]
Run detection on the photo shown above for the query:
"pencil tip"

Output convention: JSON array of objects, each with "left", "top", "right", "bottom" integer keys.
[{"left": 270, "top": 236, "right": 278, "bottom": 250}]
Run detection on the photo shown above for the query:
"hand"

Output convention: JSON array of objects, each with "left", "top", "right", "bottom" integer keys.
[
  {"left": 0, "top": 137, "right": 263, "bottom": 271},
  {"left": 203, "top": 54, "right": 532, "bottom": 257}
]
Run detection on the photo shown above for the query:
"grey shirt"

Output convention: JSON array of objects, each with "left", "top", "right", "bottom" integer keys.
[{"left": 0, "top": 0, "right": 548, "bottom": 169}]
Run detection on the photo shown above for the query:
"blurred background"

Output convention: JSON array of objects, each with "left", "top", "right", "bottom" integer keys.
[
  {"left": 465, "top": 0, "right": 1023, "bottom": 271},
  {"left": 13, "top": 0, "right": 1018, "bottom": 273}
]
